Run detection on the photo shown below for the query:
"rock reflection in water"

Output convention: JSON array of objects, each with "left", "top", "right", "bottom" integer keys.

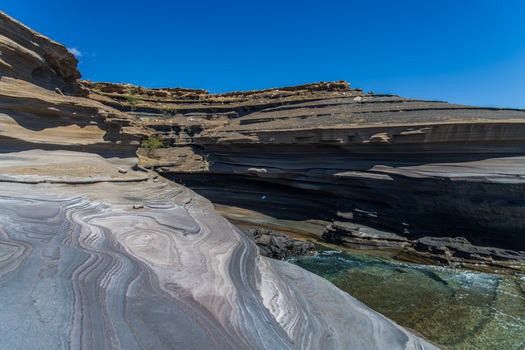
[{"left": 289, "top": 249, "right": 525, "bottom": 350}]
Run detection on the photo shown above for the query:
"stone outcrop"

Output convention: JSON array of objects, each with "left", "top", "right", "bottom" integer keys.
[
  {"left": 0, "top": 12, "right": 85, "bottom": 96},
  {"left": 401, "top": 236, "right": 525, "bottom": 271},
  {"left": 322, "top": 222, "right": 525, "bottom": 272},
  {"left": 245, "top": 228, "right": 315, "bottom": 259},
  {"left": 82, "top": 72, "right": 525, "bottom": 266},
  {"left": 322, "top": 221, "right": 410, "bottom": 250},
  {"left": 0, "top": 11, "right": 438, "bottom": 349},
  {"left": 0, "top": 11, "right": 149, "bottom": 163},
  {"left": 81, "top": 79, "right": 356, "bottom": 103}
]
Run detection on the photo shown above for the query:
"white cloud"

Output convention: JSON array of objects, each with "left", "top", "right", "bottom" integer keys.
[{"left": 67, "top": 47, "right": 82, "bottom": 57}]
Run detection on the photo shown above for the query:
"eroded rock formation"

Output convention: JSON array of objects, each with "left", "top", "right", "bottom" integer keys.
[
  {"left": 81, "top": 66, "right": 525, "bottom": 269},
  {"left": 322, "top": 222, "right": 525, "bottom": 272},
  {"left": 0, "top": 11, "right": 438, "bottom": 349},
  {"left": 322, "top": 221, "right": 409, "bottom": 250}
]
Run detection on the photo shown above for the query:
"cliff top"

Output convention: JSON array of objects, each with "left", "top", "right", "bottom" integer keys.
[
  {"left": 81, "top": 80, "right": 363, "bottom": 101},
  {"left": 0, "top": 11, "right": 85, "bottom": 96},
  {"left": 80, "top": 80, "right": 368, "bottom": 113}
]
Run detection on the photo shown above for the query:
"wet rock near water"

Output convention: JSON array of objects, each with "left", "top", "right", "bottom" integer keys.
[
  {"left": 403, "top": 236, "right": 525, "bottom": 270},
  {"left": 322, "top": 222, "right": 525, "bottom": 272},
  {"left": 322, "top": 221, "right": 410, "bottom": 250},
  {"left": 245, "top": 228, "right": 315, "bottom": 259}
]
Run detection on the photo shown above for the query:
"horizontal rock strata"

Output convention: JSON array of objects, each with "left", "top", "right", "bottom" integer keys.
[
  {"left": 0, "top": 11, "right": 438, "bottom": 349},
  {"left": 322, "top": 221, "right": 409, "bottom": 250},
  {"left": 83, "top": 74, "right": 525, "bottom": 263}
]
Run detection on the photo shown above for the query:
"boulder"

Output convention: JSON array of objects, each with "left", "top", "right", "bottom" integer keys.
[{"left": 246, "top": 228, "right": 315, "bottom": 259}]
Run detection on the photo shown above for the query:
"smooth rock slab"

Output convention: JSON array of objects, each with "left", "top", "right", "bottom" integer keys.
[{"left": 0, "top": 179, "right": 437, "bottom": 349}]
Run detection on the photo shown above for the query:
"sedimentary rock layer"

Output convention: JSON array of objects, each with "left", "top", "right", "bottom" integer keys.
[
  {"left": 84, "top": 76, "right": 525, "bottom": 256},
  {"left": 0, "top": 11, "right": 149, "bottom": 159},
  {"left": 0, "top": 11, "right": 437, "bottom": 349}
]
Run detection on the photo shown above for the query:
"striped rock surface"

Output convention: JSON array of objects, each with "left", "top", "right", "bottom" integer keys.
[{"left": 0, "top": 11, "right": 437, "bottom": 350}]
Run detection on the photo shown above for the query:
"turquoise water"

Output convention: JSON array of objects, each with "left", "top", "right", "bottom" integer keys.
[{"left": 288, "top": 248, "right": 525, "bottom": 349}]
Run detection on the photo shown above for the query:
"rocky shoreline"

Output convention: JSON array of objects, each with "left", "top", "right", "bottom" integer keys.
[
  {"left": 323, "top": 221, "right": 525, "bottom": 274},
  {"left": 212, "top": 202, "right": 525, "bottom": 276},
  {"left": 161, "top": 172, "right": 525, "bottom": 275}
]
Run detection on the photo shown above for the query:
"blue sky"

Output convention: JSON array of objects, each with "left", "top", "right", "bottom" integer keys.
[{"left": 3, "top": 0, "right": 525, "bottom": 108}]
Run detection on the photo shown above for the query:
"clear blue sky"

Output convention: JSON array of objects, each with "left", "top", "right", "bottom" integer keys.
[{"left": 3, "top": 0, "right": 525, "bottom": 108}]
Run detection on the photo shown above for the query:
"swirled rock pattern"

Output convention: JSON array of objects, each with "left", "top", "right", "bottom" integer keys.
[
  {"left": 0, "top": 180, "right": 438, "bottom": 349},
  {"left": 0, "top": 11, "right": 438, "bottom": 349}
]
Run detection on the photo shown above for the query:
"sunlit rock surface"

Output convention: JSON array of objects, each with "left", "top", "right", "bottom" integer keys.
[{"left": 0, "top": 11, "right": 438, "bottom": 349}]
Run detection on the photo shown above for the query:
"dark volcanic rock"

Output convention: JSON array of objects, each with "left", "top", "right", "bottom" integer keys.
[
  {"left": 245, "top": 228, "right": 315, "bottom": 259},
  {"left": 322, "top": 221, "right": 410, "bottom": 250},
  {"left": 405, "top": 236, "right": 525, "bottom": 265}
]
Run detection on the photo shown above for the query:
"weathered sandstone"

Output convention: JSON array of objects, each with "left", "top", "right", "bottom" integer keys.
[
  {"left": 83, "top": 70, "right": 525, "bottom": 267},
  {"left": 0, "top": 11, "right": 437, "bottom": 349}
]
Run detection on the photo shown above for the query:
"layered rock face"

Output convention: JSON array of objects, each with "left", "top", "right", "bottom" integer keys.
[
  {"left": 0, "top": 11, "right": 437, "bottom": 349},
  {"left": 82, "top": 78, "right": 525, "bottom": 263},
  {"left": 0, "top": 13, "right": 147, "bottom": 162}
]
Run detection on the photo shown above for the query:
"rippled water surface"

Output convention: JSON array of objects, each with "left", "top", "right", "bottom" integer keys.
[{"left": 289, "top": 248, "right": 525, "bottom": 350}]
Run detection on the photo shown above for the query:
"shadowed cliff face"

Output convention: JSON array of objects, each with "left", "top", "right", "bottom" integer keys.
[
  {"left": 0, "top": 11, "right": 439, "bottom": 349},
  {"left": 82, "top": 79, "right": 525, "bottom": 260}
]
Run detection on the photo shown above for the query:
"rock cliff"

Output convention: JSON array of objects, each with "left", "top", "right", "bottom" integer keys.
[
  {"left": 0, "top": 11, "right": 437, "bottom": 349},
  {"left": 81, "top": 75, "right": 525, "bottom": 269}
]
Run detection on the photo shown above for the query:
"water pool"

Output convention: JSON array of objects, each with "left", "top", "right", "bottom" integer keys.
[{"left": 289, "top": 248, "right": 525, "bottom": 349}]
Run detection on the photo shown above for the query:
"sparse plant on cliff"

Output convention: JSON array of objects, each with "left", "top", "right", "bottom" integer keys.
[
  {"left": 201, "top": 153, "right": 213, "bottom": 170},
  {"left": 159, "top": 104, "right": 176, "bottom": 116},
  {"left": 126, "top": 91, "right": 142, "bottom": 111},
  {"left": 141, "top": 136, "right": 165, "bottom": 158}
]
